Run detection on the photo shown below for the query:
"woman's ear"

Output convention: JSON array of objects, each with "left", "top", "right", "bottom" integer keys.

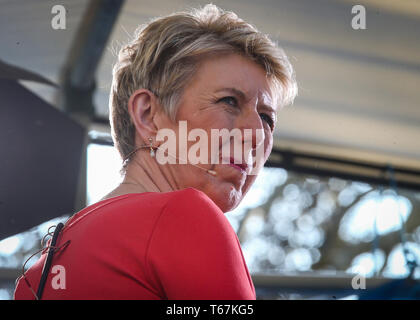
[{"left": 127, "top": 89, "right": 160, "bottom": 142}]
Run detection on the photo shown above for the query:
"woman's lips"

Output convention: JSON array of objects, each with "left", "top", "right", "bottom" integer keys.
[
  {"left": 228, "top": 163, "right": 246, "bottom": 173},
  {"left": 226, "top": 157, "right": 248, "bottom": 173}
]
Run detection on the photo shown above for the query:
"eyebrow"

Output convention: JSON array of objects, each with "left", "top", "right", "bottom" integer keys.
[{"left": 214, "top": 87, "right": 276, "bottom": 113}]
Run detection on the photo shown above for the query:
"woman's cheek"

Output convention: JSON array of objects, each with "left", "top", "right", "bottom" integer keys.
[
  {"left": 264, "top": 134, "right": 273, "bottom": 160},
  {"left": 242, "top": 174, "right": 257, "bottom": 197}
]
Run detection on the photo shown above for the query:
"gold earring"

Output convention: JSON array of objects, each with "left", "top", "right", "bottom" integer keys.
[{"left": 149, "top": 137, "right": 155, "bottom": 158}]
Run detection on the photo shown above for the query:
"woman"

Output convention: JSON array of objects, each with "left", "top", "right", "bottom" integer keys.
[{"left": 15, "top": 4, "right": 297, "bottom": 300}]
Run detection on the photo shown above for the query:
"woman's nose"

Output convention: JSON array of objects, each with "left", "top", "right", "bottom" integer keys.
[{"left": 234, "top": 108, "right": 266, "bottom": 150}]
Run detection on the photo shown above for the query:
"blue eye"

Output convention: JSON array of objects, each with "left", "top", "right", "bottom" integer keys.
[
  {"left": 218, "top": 96, "right": 274, "bottom": 130},
  {"left": 260, "top": 113, "right": 274, "bottom": 130},
  {"left": 219, "top": 96, "right": 238, "bottom": 107}
]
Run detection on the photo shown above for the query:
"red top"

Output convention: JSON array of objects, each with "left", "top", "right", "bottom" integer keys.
[{"left": 14, "top": 187, "right": 256, "bottom": 300}]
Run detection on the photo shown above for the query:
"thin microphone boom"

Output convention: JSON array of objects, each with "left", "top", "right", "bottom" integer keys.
[{"left": 153, "top": 145, "right": 217, "bottom": 176}]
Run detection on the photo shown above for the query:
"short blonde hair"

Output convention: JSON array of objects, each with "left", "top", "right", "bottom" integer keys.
[{"left": 110, "top": 4, "right": 297, "bottom": 163}]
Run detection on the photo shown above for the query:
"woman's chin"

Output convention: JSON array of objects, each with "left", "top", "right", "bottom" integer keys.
[{"left": 204, "top": 183, "right": 243, "bottom": 213}]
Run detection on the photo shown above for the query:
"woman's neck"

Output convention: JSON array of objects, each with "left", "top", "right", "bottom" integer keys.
[
  {"left": 123, "top": 152, "right": 181, "bottom": 193},
  {"left": 100, "top": 151, "right": 181, "bottom": 201}
]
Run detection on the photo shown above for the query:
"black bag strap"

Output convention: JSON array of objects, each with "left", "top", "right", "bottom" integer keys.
[{"left": 36, "top": 222, "right": 64, "bottom": 299}]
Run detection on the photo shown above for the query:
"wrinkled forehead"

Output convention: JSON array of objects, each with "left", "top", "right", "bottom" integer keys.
[
  {"left": 181, "top": 53, "right": 283, "bottom": 114},
  {"left": 266, "top": 78, "right": 282, "bottom": 110},
  {"left": 248, "top": 83, "right": 278, "bottom": 111},
  {"left": 197, "top": 54, "right": 278, "bottom": 107},
  {"left": 215, "top": 82, "right": 279, "bottom": 113}
]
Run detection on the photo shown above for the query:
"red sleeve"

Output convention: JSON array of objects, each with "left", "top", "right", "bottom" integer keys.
[{"left": 146, "top": 188, "right": 256, "bottom": 300}]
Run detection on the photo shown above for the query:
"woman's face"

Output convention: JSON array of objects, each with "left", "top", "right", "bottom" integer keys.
[{"left": 155, "top": 53, "right": 277, "bottom": 212}]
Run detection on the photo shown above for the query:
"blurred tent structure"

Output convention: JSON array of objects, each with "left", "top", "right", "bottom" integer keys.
[
  {"left": 1, "top": 0, "right": 420, "bottom": 299},
  {"left": 0, "top": 60, "right": 84, "bottom": 240}
]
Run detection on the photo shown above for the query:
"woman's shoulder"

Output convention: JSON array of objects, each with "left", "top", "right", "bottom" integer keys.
[
  {"left": 64, "top": 187, "right": 219, "bottom": 230},
  {"left": 98, "top": 187, "right": 216, "bottom": 214},
  {"left": 155, "top": 187, "right": 227, "bottom": 234},
  {"left": 164, "top": 187, "right": 222, "bottom": 215},
  {"left": 167, "top": 187, "right": 217, "bottom": 207}
]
